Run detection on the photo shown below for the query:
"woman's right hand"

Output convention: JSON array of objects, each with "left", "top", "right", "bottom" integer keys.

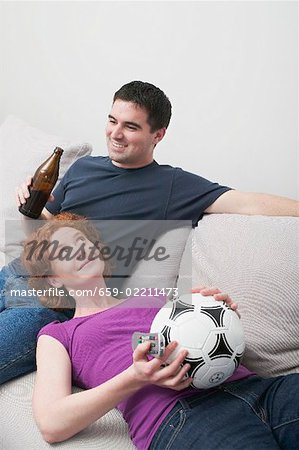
[{"left": 130, "top": 341, "right": 193, "bottom": 391}]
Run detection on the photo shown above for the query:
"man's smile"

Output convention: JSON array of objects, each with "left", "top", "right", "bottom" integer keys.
[{"left": 111, "top": 140, "right": 128, "bottom": 149}]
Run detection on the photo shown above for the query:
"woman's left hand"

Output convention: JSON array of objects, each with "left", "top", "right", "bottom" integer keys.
[{"left": 191, "top": 286, "right": 240, "bottom": 318}]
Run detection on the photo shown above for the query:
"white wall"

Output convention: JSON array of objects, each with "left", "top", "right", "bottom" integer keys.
[{"left": 1, "top": 1, "right": 297, "bottom": 199}]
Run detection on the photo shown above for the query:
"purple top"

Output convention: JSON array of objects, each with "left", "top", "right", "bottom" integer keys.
[{"left": 38, "top": 294, "right": 253, "bottom": 449}]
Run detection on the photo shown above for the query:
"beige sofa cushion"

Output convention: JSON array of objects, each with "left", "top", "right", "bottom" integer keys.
[
  {"left": 0, "top": 372, "right": 136, "bottom": 449},
  {"left": 122, "top": 225, "right": 191, "bottom": 297},
  {"left": 0, "top": 115, "right": 92, "bottom": 267},
  {"left": 191, "top": 214, "right": 299, "bottom": 377}
]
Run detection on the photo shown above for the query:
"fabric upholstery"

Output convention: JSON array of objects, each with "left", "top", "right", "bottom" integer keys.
[
  {"left": 0, "top": 372, "right": 135, "bottom": 449},
  {"left": 191, "top": 214, "right": 299, "bottom": 377},
  {"left": 0, "top": 115, "right": 92, "bottom": 266}
]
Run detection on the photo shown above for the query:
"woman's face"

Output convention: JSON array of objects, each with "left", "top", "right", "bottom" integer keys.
[{"left": 47, "top": 226, "right": 105, "bottom": 289}]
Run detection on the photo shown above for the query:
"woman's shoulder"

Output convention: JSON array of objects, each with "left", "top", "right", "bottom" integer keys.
[{"left": 37, "top": 319, "right": 71, "bottom": 349}]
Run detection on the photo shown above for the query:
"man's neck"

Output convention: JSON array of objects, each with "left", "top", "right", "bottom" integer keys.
[{"left": 110, "top": 158, "right": 154, "bottom": 169}]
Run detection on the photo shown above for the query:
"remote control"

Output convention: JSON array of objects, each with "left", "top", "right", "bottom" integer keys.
[{"left": 132, "top": 332, "right": 165, "bottom": 357}]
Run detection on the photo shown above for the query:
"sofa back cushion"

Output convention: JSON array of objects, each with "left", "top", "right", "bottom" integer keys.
[
  {"left": 0, "top": 115, "right": 93, "bottom": 266},
  {"left": 190, "top": 214, "right": 299, "bottom": 377},
  {"left": 121, "top": 224, "right": 192, "bottom": 298}
]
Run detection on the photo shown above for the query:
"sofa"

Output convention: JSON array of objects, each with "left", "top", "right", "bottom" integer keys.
[{"left": 0, "top": 116, "right": 298, "bottom": 449}]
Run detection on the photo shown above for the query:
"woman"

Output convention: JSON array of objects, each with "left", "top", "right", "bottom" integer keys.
[{"left": 22, "top": 212, "right": 299, "bottom": 450}]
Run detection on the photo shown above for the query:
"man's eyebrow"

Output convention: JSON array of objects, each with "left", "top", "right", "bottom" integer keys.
[{"left": 108, "top": 114, "right": 142, "bottom": 129}]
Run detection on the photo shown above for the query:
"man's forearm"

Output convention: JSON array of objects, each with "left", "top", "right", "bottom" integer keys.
[
  {"left": 205, "top": 190, "right": 299, "bottom": 217},
  {"left": 239, "top": 192, "right": 299, "bottom": 217}
]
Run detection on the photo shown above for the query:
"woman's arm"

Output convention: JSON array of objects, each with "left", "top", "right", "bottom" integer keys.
[
  {"left": 34, "top": 335, "right": 191, "bottom": 444},
  {"left": 34, "top": 335, "right": 144, "bottom": 443}
]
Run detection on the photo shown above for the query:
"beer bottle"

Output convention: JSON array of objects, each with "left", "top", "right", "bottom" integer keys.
[{"left": 19, "top": 147, "right": 64, "bottom": 219}]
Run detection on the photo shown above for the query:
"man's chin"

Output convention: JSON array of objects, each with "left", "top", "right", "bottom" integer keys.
[
  {"left": 108, "top": 151, "right": 131, "bottom": 165},
  {"left": 108, "top": 149, "right": 126, "bottom": 160}
]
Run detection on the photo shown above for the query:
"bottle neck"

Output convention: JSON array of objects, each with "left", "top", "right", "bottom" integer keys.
[{"left": 54, "top": 147, "right": 64, "bottom": 157}]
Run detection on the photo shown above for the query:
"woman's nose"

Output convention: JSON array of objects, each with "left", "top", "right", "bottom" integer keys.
[{"left": 76, "top": 243, "right": 86, "bottom": 260}]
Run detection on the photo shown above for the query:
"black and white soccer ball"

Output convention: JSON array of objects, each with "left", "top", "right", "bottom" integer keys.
[{"left": 150, "top": 293, "right": 245, "bottom": 389}]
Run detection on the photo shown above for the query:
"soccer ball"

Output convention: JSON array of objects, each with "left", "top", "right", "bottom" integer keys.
[{"left": 150, "top": 293, "right": 245, "bottom": 389}]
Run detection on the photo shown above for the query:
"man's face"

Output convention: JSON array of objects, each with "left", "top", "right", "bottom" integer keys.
[{"left": 105, "top": 100, "right": 165, "bottom": 169}]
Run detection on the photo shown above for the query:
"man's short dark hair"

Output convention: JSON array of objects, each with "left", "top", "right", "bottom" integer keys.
[{"left": 113, "top": 81, "right": 172, "bottom": 132}]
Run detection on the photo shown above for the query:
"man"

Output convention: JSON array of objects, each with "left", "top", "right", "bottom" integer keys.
[
  {"left": 24, "top": 81, "right": 299, "bottom": 220},
  {"left": 1, "top": 81, "right": 298, "bottom": 385}
]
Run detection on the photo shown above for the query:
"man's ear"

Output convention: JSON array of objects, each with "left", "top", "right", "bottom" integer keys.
[
  {"left": 47, "top": 276, "right": 63, "bottom": 288},
  {"left": 153, "top": 128, "right": 166, "bottom": 145}
]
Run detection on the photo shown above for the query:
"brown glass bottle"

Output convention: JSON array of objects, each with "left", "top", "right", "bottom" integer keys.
[{"left": 19, "top": 147, "right": 64, "bottom": 219}]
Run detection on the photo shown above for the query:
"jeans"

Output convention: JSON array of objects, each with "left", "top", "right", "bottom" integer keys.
[
  {"left": 149, "top": 374, "right": 299, "bottom": 450},
  {"left": 0, "top": 258, "right": 73, "bottom": 384}
]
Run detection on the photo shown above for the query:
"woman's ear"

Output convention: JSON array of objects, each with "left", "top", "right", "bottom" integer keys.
[{"left": 47, "top": 276, "right": 63, "bottom": 289}]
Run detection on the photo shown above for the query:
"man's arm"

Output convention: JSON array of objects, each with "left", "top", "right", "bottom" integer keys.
[
  {"left": 205, "top": 190, "right": 299, "bottom": 217},
  {"left": 40, "top": 207, "right": 54, "bottom": 220}
]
